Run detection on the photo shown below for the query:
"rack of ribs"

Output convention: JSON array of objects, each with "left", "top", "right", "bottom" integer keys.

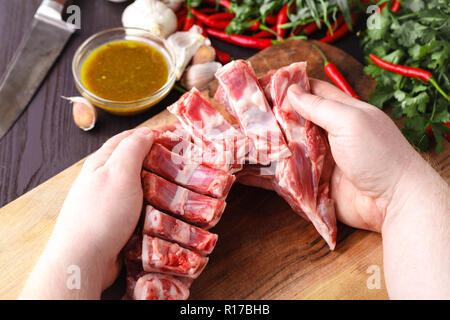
[
  {"left": 261, "top": 62, "right": 336, "bottom": 249},
  {"left": 123, "top": 59, "right": 337, "bottom": 300}
]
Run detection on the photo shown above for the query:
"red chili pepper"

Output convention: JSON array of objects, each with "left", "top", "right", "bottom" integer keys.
[
  {"left": 206, "top": 28, "right": 273, "bottom": 50},
  {"left": 176, "top": 7, "right": 187, "bottom": 20},
  {"left": 313, "top": 44, "right": 360, "bottom": 99},
  {"left": 254, "top": 27, "right": 277, "bottom": 38},
  {"left": 209, "top": 12, "right": 235, "bottom": 20},
  {"left": 369, "top": 54, "right": 450, "bottom": 100},
  {"left": 183, "top": 15, "right": 195, "bottom": 31},
  {"left": 202, "top": 0, "right": 231, "bottom": 10},
  {"left": 427, "top": 123, "right": 450, "bottom": 141},
  {"left": 246, "top": 20, "right": 261, "bottom": 32},
  {"left": 177, "top": 15, "right": 186, "bottom": 31},
  {"left": 379, "top": 2, "right": 387, "bottom": 13},
  {"left": 199, "top": 7, "right": 217, "bottom": 14},
  {"left": 319, "top": 14, "right": 359, "bottom": 43},
  {"left": 264, "top": 14, "right": 277, "bottom": 25},
  {"left": 214, "top": 47, "right": 231, "bottom": 64},
  {"left": 390, "top": 0, "right": 401, "bottom": 12},
  {"left": 192, "top": 9, "right": 259, "bottom": 31},
  {"left": 426, "top": 125, "right": 433, "bottom": 139},
  {"left": 446, "top": 122, "right": 450, "bottom": 141},
  {"left": 191, "top": 8, "right": 229, "bottom": 29},
  {"left": 303, "top": 21, "right": 321, "bottom": 35},
  {"left": 275, "top": 4, "right": 289, "bottom": 40},
  {"left": 326, "top": 15, "right": 345, "bottom": 36},
  {"left": 290, "top": 25, "right": 303, "bottom": 36}
]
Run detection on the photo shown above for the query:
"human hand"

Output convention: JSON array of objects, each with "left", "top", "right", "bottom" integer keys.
[
  {"left": 20, "top": 127, "right": 154, "bottom": 299},
  {"left": 288, "top": 80, "right": 450, "bottom": 299},
  {"left": 287, "top": 79, "right": 420, "bottom": 232}
]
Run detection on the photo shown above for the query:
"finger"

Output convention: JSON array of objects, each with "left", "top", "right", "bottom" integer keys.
[
  {"left": 308, "top": 79, "right": 363, "bottom": 109},
  {"left": 151, "top": 122, "right": 180, "bottom": 133},
  {"left": 84, "top": 129, "right": 136, "bottom": 170},
  {"left": 287, "top": 84, "right": 361, "bottom": 134},
  {"left": 105, "top": 127, "right": 155, "bottom": 176},
  {"left": 309, "top": 78, "right": 375, "bottom": 110}
]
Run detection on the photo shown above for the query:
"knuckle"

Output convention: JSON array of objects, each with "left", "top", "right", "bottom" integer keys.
[{"left": 310, "top": 95, "right": 327, "bottom": 109}]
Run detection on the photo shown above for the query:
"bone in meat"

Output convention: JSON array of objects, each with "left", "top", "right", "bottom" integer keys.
[
  {"left": 132, "top": 273, "right": 190, "bottom": 300},
  {"left": 267, "top": 62, "right": 337, "bottom": 249},
  {"left": 168, "top": 88, "right": 248, "bottom": 171},
  {"left": 142, "top": 170, "right": 226, "bottom": 229},
  {"left": 143, "top": 205, "right": 218, "bottom": 255},
  {"left": 215, "top": 60, "right": 291, "bottom": 164},
  {"left": 144, "top": 143, "right": 235, "bottom": 199},
  {"left": 141, "top": 235, "right": 209, "bottom": 279}
]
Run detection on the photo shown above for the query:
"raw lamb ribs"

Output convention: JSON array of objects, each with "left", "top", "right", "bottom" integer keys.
[
  {"left": 124, "top": 59, "right": 337, "bottom": 300},
  {"left": 215, "top": 60, "right": 291, "bottom": 165},
  {"left": 264, "top": 62, "right": 336, "bottom": 249},
  {"left": 143, "top": 205, "right": 218, "bottom": 255},
  {"left": 144, "top": 142, "right": 235, "bottom": 199},
  {"left": 141, "top": 170, "right": 226, "bottom": 229},
  {"left": 168, "top": 88, "right": 249, "bottom": 172}
]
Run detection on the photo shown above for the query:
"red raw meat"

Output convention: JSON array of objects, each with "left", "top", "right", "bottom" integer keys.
[
  {"left": 124, "top": 60, "right": 340, "bottom": 300},
  {"left": 266, "top": 62, "right": 337, "bottom": 249},
  {"left": 257, "top": 69, "right": 276, "bottom": 104},
  {"left": 215, "top": 60, "right": 291, "bottom": 164},
  {"left": 213, "top": 83, "right": 235, "bottom": 118},
  {"left": 142, "top": 170, "right": 226, "bottom": 229},
  {"left": 153, "top": 128, "right": 230, "bottom": 173},
  {"left": 132, "top": 273, "right": 190, "bottom": 300},
  {"left": 123, "top": 234, "right": 195, "bottom": 300},
  {"left": 144, "top": 143, "right": 235, "bottom": 199},
  {"left": 168, "top": 88, "right": 249, "bottom": 171},
  {"left": 141, "top": 235, "right": 209, "bottom": 279},
  {"left": 143, "top": 205, "right": 218, "bottom": 255}
]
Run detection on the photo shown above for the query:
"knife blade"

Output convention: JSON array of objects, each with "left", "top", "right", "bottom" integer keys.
[{"left": 0, "top": 0, "right": 75, "bottom": 141}]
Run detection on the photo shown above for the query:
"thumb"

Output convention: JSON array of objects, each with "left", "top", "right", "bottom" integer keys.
[
  {"left": 105, "top": 127, "right": 155, "bottom": 176},
  {"left": 287, "top": 84, "right": 357, "bottom": 134}
]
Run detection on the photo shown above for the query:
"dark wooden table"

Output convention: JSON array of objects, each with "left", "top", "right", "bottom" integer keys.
[{"left": 0, "top": 0, "right": 365, "bottom": 208}]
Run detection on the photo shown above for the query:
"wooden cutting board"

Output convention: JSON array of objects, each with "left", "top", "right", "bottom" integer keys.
[{"left": 0, "top": 40, "right": 448, "bottom": 300}]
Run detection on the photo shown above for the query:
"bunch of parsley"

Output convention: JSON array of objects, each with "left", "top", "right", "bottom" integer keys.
[{"left": 361, "top": 0, "right": 450, "bottom": 153}]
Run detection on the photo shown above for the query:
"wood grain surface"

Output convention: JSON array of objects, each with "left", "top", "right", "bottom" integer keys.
[{"left": 0, "top": 1, "right": 448, "bottom": 301}]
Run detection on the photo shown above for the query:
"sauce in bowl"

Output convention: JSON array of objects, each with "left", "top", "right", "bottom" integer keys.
[{"left": 81, "top": 40, "right": 168, "bottom": 102}]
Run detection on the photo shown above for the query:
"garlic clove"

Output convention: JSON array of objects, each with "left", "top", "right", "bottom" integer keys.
[
  {"left": 62, "top": 97, "right": 98, "bottom": 131},
  {"left": 180, "top": 62, "right": 222, "bottom": 91},
  {"left": 160, "top": 0, "right": 183, "bottom": 12},
  {"left": 192, "top": 45, "right": 216, "bottom": 65},
  {"left": 167, "top": 25, "right": 208, "bottom": 80}
]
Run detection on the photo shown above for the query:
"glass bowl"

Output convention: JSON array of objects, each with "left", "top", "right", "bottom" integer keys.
[{"left": 72, "top": 27, "right": 176, "bottom": 116}]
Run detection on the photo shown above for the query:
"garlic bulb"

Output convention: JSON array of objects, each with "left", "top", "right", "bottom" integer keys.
[
  {"left": 181, "top": 62, "right": 222, "bottom": 91},
  {"left": 167, "top": 25, "right": 210, "bottom": 80},
  {"left": 122, "top": 0, "right": 177, "bottom": 38},
  {"left": 62, "top": 97, "right": 98, "bottom": 131},
  {"left": 161, "top": 0, "right": 183, "bottom": 12}
]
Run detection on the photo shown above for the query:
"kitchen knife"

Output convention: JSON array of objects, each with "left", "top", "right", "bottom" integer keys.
[{"left": 0, "top": 0, "right": 76, "bottom": 141}]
